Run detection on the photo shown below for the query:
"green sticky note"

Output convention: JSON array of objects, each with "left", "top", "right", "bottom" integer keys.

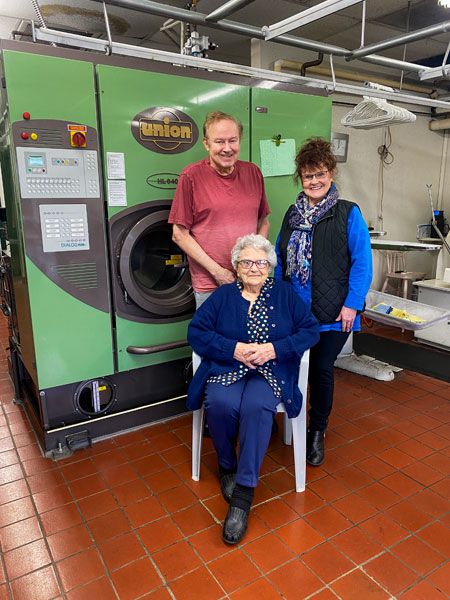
[{"left": 259, "top": 138, "right": 296, "bottom": 177}]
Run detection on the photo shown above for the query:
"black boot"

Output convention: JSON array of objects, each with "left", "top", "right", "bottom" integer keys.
[
  {"left": 306, "top": 430, "right": 325, "bottom": 466},
  {"left": 219, "top": 469, "right": 236, "bottom": 503},
  {"left": 223, "top": 484, "right": 253, "bottom": 545}
]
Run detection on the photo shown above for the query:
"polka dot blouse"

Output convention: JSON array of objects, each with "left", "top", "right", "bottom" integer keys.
[{"left": 207, "top": 278, "right": 282, "bottom": 398}]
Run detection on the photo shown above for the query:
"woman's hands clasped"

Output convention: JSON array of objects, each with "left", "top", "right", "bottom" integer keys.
[{"left": 233, "top": 342, "right": 276, "bottom": 368}]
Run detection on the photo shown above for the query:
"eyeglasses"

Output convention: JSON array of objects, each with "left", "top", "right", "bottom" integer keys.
[
  {"left": 237, "top": 259, "right": 270, "bottom": 270},
  {"left": 302, "top": 170, "right": 329, "bottom": 182}
]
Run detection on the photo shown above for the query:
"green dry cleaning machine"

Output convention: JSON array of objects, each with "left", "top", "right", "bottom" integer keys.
[{"left": 0, "top": 39, "right": 331, "bottom": 455}]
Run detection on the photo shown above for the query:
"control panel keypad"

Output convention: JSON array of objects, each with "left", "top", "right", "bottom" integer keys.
[
  {"left": 26, "top": 177, "right": 81, "bottom": 196},
  {"left": 17, "top": 147, "right": 100, "bottom": 199}
]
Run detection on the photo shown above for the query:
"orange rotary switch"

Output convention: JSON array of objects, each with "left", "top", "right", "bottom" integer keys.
[{"left": 70, "top": 131, "right": 87, "bottom": 148}]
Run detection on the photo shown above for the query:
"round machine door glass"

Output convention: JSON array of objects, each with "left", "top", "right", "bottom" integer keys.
[
  {"left": 131, "top": 226, "right": 184, "bottom": 292},
  {"left": 119, "top": 209, "right": 194, "bottom": 317}
]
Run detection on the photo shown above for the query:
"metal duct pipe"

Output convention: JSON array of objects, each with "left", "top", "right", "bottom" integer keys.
[
  {"left": 205, "top": 0, "right": 256, "bottom": 22},
  {"left": 429, "top": 118, "right": 450, "bottom": 131},
  {"left": 92, "top": 0, "right": 351, "bottom": 56},
  {"left": 360, "top": 54, "right": 430, "bottom": 73},
  {"left": 33, "top": 27, "right": 450, "bottom": 109},
  {"left": 273, "top": 59, "right": 434, "bottom": 95},
  {"left": 349, "top": 20, "right": 450, "bottom": 61},
  {"left": 93, "top": 0, "right": 431, "bottom": 74}
]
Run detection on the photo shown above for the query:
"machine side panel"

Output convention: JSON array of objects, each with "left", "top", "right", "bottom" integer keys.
[
  {"left": 250, "top": 89, "right": 332, "bottom": 242},
  {"left": 2, "top": 51, "right": 114, "bottom": 388}
]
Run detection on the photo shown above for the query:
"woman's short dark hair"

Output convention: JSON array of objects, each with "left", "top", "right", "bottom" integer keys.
[{"left": 294, "top": 137, "right": 336, "bottom": 184}]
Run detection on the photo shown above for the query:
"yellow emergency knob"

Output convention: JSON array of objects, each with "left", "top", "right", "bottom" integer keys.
[{"left": 30, "top": 132, "right": 38, "bottom": 140}]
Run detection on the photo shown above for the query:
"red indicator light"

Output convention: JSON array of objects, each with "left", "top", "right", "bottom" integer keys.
[
  {"left": 21, "top": 132, "right": 29, "bottom": 140},
  {"left": 23, "top": 112, "right": 31, "bottom": 120}
]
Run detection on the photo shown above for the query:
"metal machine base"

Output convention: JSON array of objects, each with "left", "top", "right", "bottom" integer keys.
[{"left": 9, "top": 338, "right": 191, "bottom": 455}]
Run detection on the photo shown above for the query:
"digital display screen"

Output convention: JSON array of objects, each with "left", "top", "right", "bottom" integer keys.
[{"left": 27, "top": 155, "right": 45, "bottom": 167}]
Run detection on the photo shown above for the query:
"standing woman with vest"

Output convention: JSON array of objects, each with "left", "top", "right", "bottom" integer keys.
[{"left": 275, "top": 138, "right": 372, "bottom": 467}]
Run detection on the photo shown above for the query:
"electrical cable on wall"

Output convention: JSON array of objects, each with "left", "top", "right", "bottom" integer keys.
[{"left": 377, "top": 126, "right": 394, "bottom": 229}]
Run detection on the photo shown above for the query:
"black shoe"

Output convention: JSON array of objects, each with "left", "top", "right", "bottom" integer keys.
[
  {"left": 222, "top": 506, "right": 249, "bottom": 545},
  {"left": 203, "top": 422, "right": 211, "bottom": 438},
  {"left": 306, "top": 430, "right": 325, "bottom": 466},
  {"left": 219, "top": 472, "right": 236, "bottom": 503}
]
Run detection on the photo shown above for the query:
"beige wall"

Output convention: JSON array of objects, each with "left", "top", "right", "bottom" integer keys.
[
  {"left": 251, "top": 40, "right": 450, "bottom": 289},
  {"left": 333, "top": 106, "right": 450, "bottom": 288}
]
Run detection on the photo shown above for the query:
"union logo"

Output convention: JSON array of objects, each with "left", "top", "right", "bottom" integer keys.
[{"left": 131, "top": 107, "right": 199, "bottom": 154}]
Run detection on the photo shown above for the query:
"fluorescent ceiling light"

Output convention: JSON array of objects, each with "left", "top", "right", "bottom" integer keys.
[{"left": 263, "top": 0, "right": 364, "bottom": 40}]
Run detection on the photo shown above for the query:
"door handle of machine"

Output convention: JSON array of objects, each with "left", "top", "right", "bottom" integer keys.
[{"left": 127, "top": 340, "right": 189, "bottom": 354}]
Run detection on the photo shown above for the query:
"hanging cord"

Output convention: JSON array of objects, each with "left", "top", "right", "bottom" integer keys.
[
  {"left": 377, "top": 127, "right": 394, "bottom": 165},
  {"left": 326, "top": 54, "right": 336, "bottom": 94},
  {"left": 377, "top": 127, "right": 394, "bottom": 229},
  {"left": 399, "top": 1, "right": 412, "bottom": 91},
  {"left": 360, "top": 1, "right": 366, "bottom": 48}
]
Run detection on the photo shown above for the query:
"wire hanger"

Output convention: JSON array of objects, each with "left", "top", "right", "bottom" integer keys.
[{"left": 340, "top": 82, "right": 416, "bottom": 129}]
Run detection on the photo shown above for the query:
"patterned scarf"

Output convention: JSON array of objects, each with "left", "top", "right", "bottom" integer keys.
[{"left": 286, "top": 183, "right": 339, "bottom": 285}]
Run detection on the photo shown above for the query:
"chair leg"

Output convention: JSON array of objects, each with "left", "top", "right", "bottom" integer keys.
[
  {"left": 381, "top": 277, "right": 389, "bottom": 294},
  {"left": 283, "top": 413, "right": 292, "bottom": 445},
  {"left": 192, "top": 407, "right": 204, "bottom": 481},
  {"left": 292, "top": 409, "right": 306, "bottom": 493}
]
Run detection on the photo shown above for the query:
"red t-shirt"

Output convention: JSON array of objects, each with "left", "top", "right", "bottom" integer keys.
[{"left": 169, "top": 159, "right": 270, "bottom": 292}]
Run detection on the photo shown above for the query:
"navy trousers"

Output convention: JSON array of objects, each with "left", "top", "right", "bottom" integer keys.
[
  {"left": 204, "top": 371, "right": 279, "bottom": 487},
  {"left": 308, "top": 330, "right": 350, "bottom": 431}
]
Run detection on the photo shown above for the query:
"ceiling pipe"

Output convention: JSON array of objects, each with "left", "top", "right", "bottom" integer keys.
[
  {"left": 360, "top": 54, "right": 428, "bottom": 73},
  {"left": 33, "top": 27, "right": 450, "bottom": 109},
  {"left": 92, "top": 0, "right": 351, "bottom": 56},
  {"left": 348, "top": 20, "right": 450, "bottom": 61},
  {"left": 205, "top": 0, "right": 256, "bottom": 23},
  {"left": 273, "top": 59, "right": 435, "bottom": 95},
  {"left": 91, "top": 0, "right": 431, "bottom": 74}
]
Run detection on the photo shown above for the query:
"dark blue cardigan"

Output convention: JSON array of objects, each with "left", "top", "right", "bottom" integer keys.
[{"left": 187, "top": 279, "right": 320, "bottom": 418}]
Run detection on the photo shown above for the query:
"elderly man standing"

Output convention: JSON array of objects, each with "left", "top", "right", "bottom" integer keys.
[{"left": 169, "top": 111, "right": 270, "bottom": 308}]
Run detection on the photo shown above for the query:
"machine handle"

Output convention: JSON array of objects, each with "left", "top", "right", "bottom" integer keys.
[{"left": 126, "top": 340, "right": 189, "bottom": 354}]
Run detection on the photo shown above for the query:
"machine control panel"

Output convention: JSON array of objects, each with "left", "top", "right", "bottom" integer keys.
[
  {"left": 39, "top": 204, "right": 90, "bottom": 253},
  {"left": 16, "top": 147, "right": 100, "bottom": 199}
]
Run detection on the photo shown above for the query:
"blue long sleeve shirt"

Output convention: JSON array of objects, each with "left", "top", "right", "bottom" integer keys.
[
  {"left": 275, "top": 206, "right": 372, "bottom": 332},
  {"left": 187, "top": 279, "right": 320, "bottom": 418}
]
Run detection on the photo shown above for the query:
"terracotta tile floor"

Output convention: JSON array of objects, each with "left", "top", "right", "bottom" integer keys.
[{"left": 0, "top": 319, "right": 448, "bottom": 599}]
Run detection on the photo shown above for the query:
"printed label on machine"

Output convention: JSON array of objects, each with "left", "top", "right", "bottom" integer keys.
[
  {"left": 39, "top": 204, "right": 90, "bottom": 252},
  {"left": 107, "top": 180, "right": 127, "bottom": 206},
  {"left": 107, "top": 152, "right": 126, "bottom": 179}
]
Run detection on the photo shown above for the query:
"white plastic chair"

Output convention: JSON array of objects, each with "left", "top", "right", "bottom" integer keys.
[{"left": 191, "top": 349, "right": 310, "bottom": 493}]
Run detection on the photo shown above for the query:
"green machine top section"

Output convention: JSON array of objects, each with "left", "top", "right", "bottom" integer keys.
[
  {"left": 3, "top": 51, "right": 98, "bottom": 126},
  {"left": 250, "top": 88, "right": 332, "bottom": 244},
  {"left": 96, "top": 64, "right": 250, "bottom": 216},
  {"left": 2, "top": 50, "right": 115, "bottom": 389}
]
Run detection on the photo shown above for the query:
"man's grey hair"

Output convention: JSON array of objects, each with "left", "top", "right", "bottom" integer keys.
[{"left": 231, "top": 234, "right": 277, "bottom": 269}]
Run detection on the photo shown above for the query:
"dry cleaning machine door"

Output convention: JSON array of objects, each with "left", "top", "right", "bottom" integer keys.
[{"left": 110, "top": 201, "right": 195, "bottom": 323}]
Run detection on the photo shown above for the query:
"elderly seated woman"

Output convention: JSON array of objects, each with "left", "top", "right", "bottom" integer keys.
[{"left": 187, "top": 234, "right": 319, "bottom": 544}]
